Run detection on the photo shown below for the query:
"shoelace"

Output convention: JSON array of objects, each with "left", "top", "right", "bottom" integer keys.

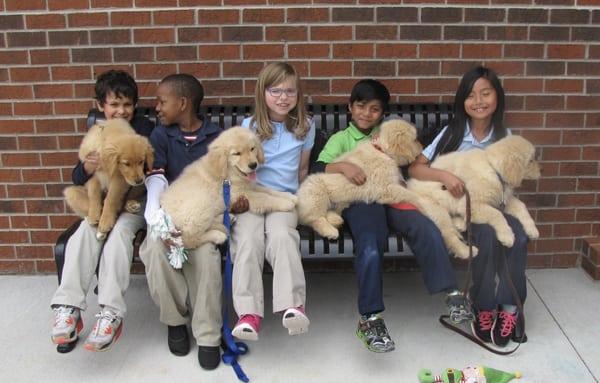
[
  {"left": 364, "top": 318, "right": 389, "bottom": 340},
  {"left": 498, "top": 311, "right": 517, "bottom": 337},
  {"left": 478, "top": 311, "right": 495, "bottom": 331},
  {"left": 92, "top": 311, "right": 118, "bottom": 337},
  {"left": 53, "top": 306, "right": 75, "bottom": 328}
]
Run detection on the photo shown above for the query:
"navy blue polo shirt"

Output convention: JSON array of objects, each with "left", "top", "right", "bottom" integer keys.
[
  {"left": 149, "top": 116, "right": 221, "bottom": 183},
  {"left": 71, "top": 115, "right": 155, "bottom": 186}
]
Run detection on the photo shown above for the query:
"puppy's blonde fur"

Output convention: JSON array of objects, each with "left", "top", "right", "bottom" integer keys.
[
  {"left": 64, "top": 118, "right": 154, "bottom": 239},
  {"left": 160, "top": 127, "right": 298, "bottom": 249},
  {"left": 407, "top": 135, "right": 540, "bottom": 259},
  {"left": 297, "top": 119, "right": 423, "bottom": 239}
]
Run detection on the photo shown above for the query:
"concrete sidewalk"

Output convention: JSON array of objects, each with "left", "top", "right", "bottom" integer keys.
[{"left": 0, "top": 268, "right": 598, "bottom": 382}]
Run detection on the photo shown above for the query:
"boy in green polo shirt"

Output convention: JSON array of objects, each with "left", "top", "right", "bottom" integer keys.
[{"left": 313, "top": 79, "right": 471, "bottom": 353}]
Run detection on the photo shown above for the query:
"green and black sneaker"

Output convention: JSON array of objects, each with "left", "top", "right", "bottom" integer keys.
[
  {"left": 356, "top": 313, "right": 395, "bottom": 353},
  {"left": 445, "top": 290, "right": 474, "bottom": 324}
]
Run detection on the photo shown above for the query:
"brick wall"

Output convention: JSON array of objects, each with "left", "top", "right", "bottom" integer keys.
[{"left": 1, "top": 0, "right": 599, "bottom": 274}]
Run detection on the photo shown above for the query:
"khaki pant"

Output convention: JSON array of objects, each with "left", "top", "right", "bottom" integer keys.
[
  {"left": 231, "top": 210, "right": 306, "bottom": 317},
  {"left": 51, "top": 212, "right": 145, "bottom": 317},
  {"left": 139, "top": 233, "right": 222, "bottom": 347}
]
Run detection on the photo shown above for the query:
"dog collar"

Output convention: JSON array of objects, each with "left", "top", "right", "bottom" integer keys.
[{"left": 372, "top": 142, "right": 385, "bottom": 153}]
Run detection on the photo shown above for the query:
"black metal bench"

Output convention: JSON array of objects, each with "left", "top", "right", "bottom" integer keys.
[{"left": 54, "top": 103, "right": 453, "bottom": 281}]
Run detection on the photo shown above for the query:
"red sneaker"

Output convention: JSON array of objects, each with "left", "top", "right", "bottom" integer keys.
[{"left": 232, "top": 314, "right": 261, "bottom": 341}]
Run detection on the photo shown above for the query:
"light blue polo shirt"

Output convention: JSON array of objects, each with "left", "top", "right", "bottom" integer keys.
[
  {"left": 242, "top": 117, "right": 315, "bottom": 193},
  {"left": 422, "top": 121, "right": 511, "bottom": 161}
]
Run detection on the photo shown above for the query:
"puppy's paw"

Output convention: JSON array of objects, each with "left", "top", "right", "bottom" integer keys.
[
  {"left": 326, "top": 211, "right": 344, "bottom": 228},
  {"left": 124, "top": 200, "right": 141, "bottom": 214},
  {"left": 454, "top": 244, "right": 478, "bottom": 259},
  {"left": 497, "top": 228, "right": 515, "bottom": 248},
  {"left": 96, "top": 231, "right": 108, "bottom": 241},
  {"left": 206, "top": 230, "right": 228, "bottom": 245},
  {"left": 313, "top": 218, "right": 339, "bottom": 240},
  {"left": 98, "top": 216, "right": 116, "bottom": 237},
  {"left": 451, "top": 216, "right": 466, "bottom": 232},
  {"left": 279, "top": 200, "right": 296, "bottom": 212},
  {"left": 86, "top": 214, "right": 100, "bottom": 226},
  {"left": 525, "top": 224, "right": 539, "bottom": 240}
]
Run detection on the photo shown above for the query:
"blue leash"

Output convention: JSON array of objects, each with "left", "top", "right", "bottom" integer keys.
[{"left": 221, "top": 180, "right": 250, "bottom": 382}]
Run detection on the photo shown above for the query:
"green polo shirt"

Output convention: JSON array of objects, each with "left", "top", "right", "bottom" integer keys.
[{"left": 317, "top": 122, "right": 380, "bottom": 164}]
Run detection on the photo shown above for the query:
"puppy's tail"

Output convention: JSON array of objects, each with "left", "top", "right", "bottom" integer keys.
[{"left": 63, "top": 186, "right": 89, "bottom": 218}]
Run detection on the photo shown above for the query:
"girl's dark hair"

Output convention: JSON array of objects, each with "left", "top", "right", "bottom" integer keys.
[
  {"left": 432, "top": 66, "right": 507, "bottom": 160},
  {"left": 350, "top": 79, "right": 390, "bottom": 110},
  {"left": 159, "top": 73, "right": 204, "bottom": 112},
  {"left": 95, "top": 70, "right": 139, "bottom": 105}
]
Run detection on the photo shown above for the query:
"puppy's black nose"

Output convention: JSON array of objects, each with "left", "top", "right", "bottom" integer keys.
[{"left": 248, "top": 162, "right": 257, "bottom": 170}]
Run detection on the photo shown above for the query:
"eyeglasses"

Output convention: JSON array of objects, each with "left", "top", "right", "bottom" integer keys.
[{"left": 267, "top": 88, "right": 298, "bottom": 98}]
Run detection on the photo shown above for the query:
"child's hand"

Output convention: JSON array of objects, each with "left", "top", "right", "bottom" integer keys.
[
  {"left": 342, "top": 163, "right": 367, "bottom": 185},
  {"left": 231, "top": 195, "right": 249, "bottom": 214},
  {"left": 162, "top": 229, "right": 182, "bottom": 248},
  {"left": 83, "top": 151, "right": 100, "bottom": 175},
  {"left": 440, "top": 172, "right": 465, "bottom": 198}
]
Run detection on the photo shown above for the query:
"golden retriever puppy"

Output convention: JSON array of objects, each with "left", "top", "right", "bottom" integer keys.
[
  {"left": 407, "top": 135, "right": 540, "bottom": 259},
  {"left": 63, "top": 118, "right": 154, "bottom": 240},
  {"left": 160, "top": 127, "right": 298, "bottom": 249},
  {"left": 297, "top": 119, "right": 423, "bottom": 239}
]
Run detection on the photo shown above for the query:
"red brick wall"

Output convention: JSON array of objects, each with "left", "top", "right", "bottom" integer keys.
[{"left": 1, "top": 1, "right": 599, "bottom": 274}]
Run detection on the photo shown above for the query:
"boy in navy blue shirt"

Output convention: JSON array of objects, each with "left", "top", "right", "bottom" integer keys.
[
  {"left": 140, "top": 74, "right": 223, "bottom": 371},
  {"left": 51, "top": 70, "right": 153, "bottom": 352}
]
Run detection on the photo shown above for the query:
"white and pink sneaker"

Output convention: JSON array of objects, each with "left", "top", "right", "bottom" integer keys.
[{"left": 282, "top": 306, "right": 310, "bottom": 336}]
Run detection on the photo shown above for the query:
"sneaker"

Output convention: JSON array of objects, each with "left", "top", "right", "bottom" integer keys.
[
  {"left": 84, "top": 310, "right": 123, "bottom": 352},
  {"left": 168, "top": 324, "right": 190, "bottom": 356},
  {"left": 51, "top": 305, "right": 83, "bottom": 345},
  {"left": 282, "top": 306, "right": 310, "bottom": 336},
  {"left": 356, "top": 313, "right": 395, "bottom": 353},
  {"left": 198, "top": 345, "right": 221, "bottom": 370},
  {"left": 492, "top": 310, "right": 518, "bottom": 347},
  {"left": 232, "top": 314, "right": 261, "bottom": 341},
  {"left": 471, "top": 308, "right": 494, "bottom": 344},
  {"left": 445, "top": 290, "right": 474, "bottom": 324}
]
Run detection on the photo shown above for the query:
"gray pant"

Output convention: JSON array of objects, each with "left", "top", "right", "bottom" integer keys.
[
  {"left": 51, "top": 212, "right": 145, "bottom": 317},
  {"left": 139, "top": 233, "right": 222, "bottom": 347},
  {"left": 231, "top": 210, "right": 306, "bottom": 317}
]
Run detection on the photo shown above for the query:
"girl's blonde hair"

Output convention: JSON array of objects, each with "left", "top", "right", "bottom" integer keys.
[{"left": 251, "top": 62, "right": 310, "bottom": 141}]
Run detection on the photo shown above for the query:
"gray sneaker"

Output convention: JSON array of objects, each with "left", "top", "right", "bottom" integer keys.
[
  {"left": 356, "top": 313, "right": 395, "bottom": 353},
  {"left": 445, "top": 290, "right": 474, "bottom": 324},
  {"left": 51, "top": 305, "right": 82, "bottom": 345},
  {"left": 84, "top": 309, "right": 123, "bottom": 352}
]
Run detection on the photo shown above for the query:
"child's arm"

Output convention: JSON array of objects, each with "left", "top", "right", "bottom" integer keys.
[
  {"left": 409, "top": 154, "right": 465, "bottom": 198},
  {"left": 299, "top": 150, "right": 311, "bottom": 183},
  {"left": 315, "top": 130, "right": 366, "bottom": 185},
  {"left": 143, "top": 127, "right": 169, "bottom": 222},
  {"left": 71, "top": 152, "right": 100, "bottom": 186},
  {"left": 325, "top": 161, "right": 366, "bottom": 185},
  {"left": 298, "top": 119, "right": 316, "bottom": 182}
]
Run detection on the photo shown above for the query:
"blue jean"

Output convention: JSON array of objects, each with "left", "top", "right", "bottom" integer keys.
[
  {"left": 386, "top": 207, "right": 457, "bottom": 295},
  {"left": 343, "top": 203, "right": 458, "bottom": 316},
  {"left": 468, "top": 214, "right": 528, "bottom": 311},
  {"left": 342, "top": 202, "right": 388, "bottom": 316}
]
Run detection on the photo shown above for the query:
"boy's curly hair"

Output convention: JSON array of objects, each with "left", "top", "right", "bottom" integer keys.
[{"left": 95, "top": 70, "right": 139, "bottom": 105}]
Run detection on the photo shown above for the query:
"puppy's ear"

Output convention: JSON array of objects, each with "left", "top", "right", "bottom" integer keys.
[
  {"left": 101, "top": 143, "right": 119, "bottom": 175},
  {"left": 205, "top": 146, "right": 229, "bottom": 180},
  {"left": 488, "top": 149, "right": 525, "bottom": 187}
]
